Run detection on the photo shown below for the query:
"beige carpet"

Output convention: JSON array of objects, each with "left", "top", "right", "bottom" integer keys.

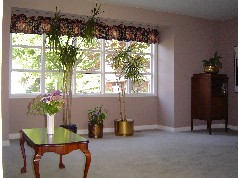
[{"left": 3, "top": 129, "right": 238, "bottom": 178}]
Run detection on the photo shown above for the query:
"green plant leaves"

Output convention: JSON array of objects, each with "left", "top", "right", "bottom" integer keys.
[
  {"left": 202, "top": 51, "right": 222, "bottom": 68},
  {"left": 110, "top": 43, "right": 147, "bottom": 84},
  {"left": 88, "top": 105, "right": 108, "bottom": 125},
  {"left": 83, "top": 3, "right": 103, "bottom": 45}
]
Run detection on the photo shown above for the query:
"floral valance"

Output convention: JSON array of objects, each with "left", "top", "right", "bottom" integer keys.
[{"left": 10, "top": 14, "right": 160, "bottom": 44}]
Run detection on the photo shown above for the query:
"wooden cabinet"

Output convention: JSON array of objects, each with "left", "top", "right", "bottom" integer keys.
[{"left": 191, "top": 73, "right": 228, "bottom": 134}]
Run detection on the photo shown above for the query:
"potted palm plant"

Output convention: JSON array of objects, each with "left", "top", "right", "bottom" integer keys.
[
  {"left": 202, "top": 51, "right": 222, "bottom": 74},
  {"left": 109, "top": 43, "right": 147, "bottom": 136},
  {"left": 47, "top": 4, "right": 103, "bottom": 133},
  {"left": 88, "top": 105, "right": 108, "bottom": 138}
]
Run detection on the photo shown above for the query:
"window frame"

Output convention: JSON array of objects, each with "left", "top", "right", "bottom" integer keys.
[{"left": 9, "top": 33, "right": 157, "bottom": 98}]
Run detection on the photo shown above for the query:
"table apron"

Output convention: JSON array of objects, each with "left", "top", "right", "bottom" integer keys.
[{"left": 33, "top": 143, "right": 89, "bottom": 155}]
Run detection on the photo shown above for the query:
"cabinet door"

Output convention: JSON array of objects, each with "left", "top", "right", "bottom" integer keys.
[
  {"left": 191, "top": 77, "right": 211, "bottom": 120},
  {"left": 212, "top": 78, "right": 228, "bottom": 96},
  {"left": 211, "top": 77, "right": 228, "bottom": 120},
  {"left": 211, "top": 97, "right": 228, "bottom": 120}
]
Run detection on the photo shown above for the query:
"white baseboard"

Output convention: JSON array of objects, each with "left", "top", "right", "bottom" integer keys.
[
  {"left": 228, "top": 125, "right": 238, "bottom": 130},
  {"left": 77, "top": 129, "right": 87, "bottom": 135},
  {"left": 157, "top": 124, "right": 238, "bottom": 132},
  {"left": 103, "top": 128, "right": 115, "bottom": 133},
  {"left": 134, "top": 124, "right": 158, "bottom": 130},
  {"left": 4, "top": 124, "right": 238, "bottom": 146},
  {"left": 77, "top": 125, "right": 158, "bottom": 135},
  {"left": 157, "top": 125, "right": 175, "bottom": 132},
  {"left": 2, "top": 140, "right": 10, "bottom": 146},
  {"left": 9, "top": 133, "right": 20, "bottom": 139}
]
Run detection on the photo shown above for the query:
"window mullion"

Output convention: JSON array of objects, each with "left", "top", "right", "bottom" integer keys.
[
  {"left": 9, "top": 34, "right": 13, "bottom": 96},
  {"left": 73, "top": 64, "right": 76, "bottom": 95},
  {"left": 126, "top": 41, "right": 131, "bottom": 94},
  {"left": 151, "top": 43, "right": 157, "bottom": 94},
  {"left": 101, "top": 39, "right": 105, "bottom": 94},
  {"left": 72, "top": 37, "right": 77, "bottom": 95},
  {"left": 41, "top": 34, "right": 46, "bottom": 94}
]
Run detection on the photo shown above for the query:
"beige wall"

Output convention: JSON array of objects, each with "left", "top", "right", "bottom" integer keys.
[
  {"left": 218, "top": 18, "right": 238, "bottom": 127},
  {"left": 9, "top": 97, "right": 157, "bottom": 133},
  {"left": 2, "top": 0, "right": 10, "bottom": 140},
  {"left": 158, "top": 27, "right": 174, "bottom": 127},
  {"left": 2, "top": 0, "right": 238, "bottom": 141}
]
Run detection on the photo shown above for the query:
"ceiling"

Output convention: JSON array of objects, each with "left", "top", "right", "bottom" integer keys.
[{"left": 99, "top": 0, "right": 238, "bottom": 20}]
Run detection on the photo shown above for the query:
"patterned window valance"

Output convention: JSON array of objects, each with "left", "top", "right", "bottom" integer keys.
[{"left": 10, "top": 14, "right": 160, "bottom": 44}]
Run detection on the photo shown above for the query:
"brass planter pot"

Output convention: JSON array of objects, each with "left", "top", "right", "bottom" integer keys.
[
  {"left": 204, "top": 66, "right": 219, "bottom": 74},
  {"left": 114, "top": 119, "right": 134, "bottom": 136},
  {"left": 88, "top": 123, "right": 103, "bottom": 138}
]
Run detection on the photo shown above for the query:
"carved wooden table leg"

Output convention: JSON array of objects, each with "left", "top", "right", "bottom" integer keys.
[
  {"left": 59, "top": 154, "right": 65, "bottom": 169},
  {"left": 20, "top": 134, "right": 27, "bottom": 173},
  {"left": 83, "top": 150, "right": 91, "bottom": 178},
  {"left": 33, "top": 154, "right": 42, "bottom": 178},
  {"left": 79, "top": 144, "right": 91, "bottom": 178}
]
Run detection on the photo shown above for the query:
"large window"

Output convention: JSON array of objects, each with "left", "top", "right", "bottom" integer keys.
[{"left": 10, "top": 33, "right": 156, "bottom": 96}]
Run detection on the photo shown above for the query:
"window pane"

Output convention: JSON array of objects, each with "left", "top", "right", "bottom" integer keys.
[
  {"left": 45, "top": 72, "right": 63, "bottom": 93},
  {"left": 105, "top": 53, "right": 116, "bottom": 72},
  {"left": 105, "top": 39, "right": 126, "bottom": 51},
  {"left": 105, "top": 47, "right": 151, "bottom": 73},
  {"left": 11, "top": 71, "right": 40, "bottom": 94},
  {"left": 12, "top": 33, "right": 42, "bottom": 46},
  {"left": 45, "top": 35, "right": 75, "bottom": 48},
  {"left": 141, "top": 55, "right": 151, "bottom": 73},
  {"left": 105, "top": 74, "right": 127, "bottom": 93},
  {"left": 45, "top": 49, "right": 62, "bottom": 70},
  {"left": 131, "top": 41, "right": 151, "bottom": 53},
  {"left": 12, "top": 47, "right": 41, "bottom": 70},
  {"left": 131, "top": 75, "right": 151, "bottom": 93},
  {"left": 76, "top": 37, "right": 101, "bottom": 50},
  {"left": 76, "top": 73, "right": 101, "bottom": 93},
  {"left": 76, "top": 52, "right": 101, "bottom": 71}
]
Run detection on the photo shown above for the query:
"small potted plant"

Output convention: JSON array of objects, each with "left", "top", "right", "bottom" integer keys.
[
  {"left": 202, "top": 51, "right": 222, "bottom": 74},
  {"left": 88, "top": 105, "right": 108, "bottom": 138}
]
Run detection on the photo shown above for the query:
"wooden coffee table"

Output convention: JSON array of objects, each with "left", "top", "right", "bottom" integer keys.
[{"left": 19, "top": 127, "right": 91, "bottom": 178}]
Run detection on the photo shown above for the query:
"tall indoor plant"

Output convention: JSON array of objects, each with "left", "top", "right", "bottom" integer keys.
[
  {"left": 47, "top": 9, "right": 80, "bottom": 132},
  {"left": 110, "top": 43, "right": 147, "bottom": 136},
  {"left": 47, "top": 5, "right": 102, "bottom": 132}
]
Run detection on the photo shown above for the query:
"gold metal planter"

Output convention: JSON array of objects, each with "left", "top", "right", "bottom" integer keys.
[
  {"left": 114, "top": 119, "right": 134, "bottom": 136},
  {"left": 204, "top": 66, "right": 219, "bottom": 74}
]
